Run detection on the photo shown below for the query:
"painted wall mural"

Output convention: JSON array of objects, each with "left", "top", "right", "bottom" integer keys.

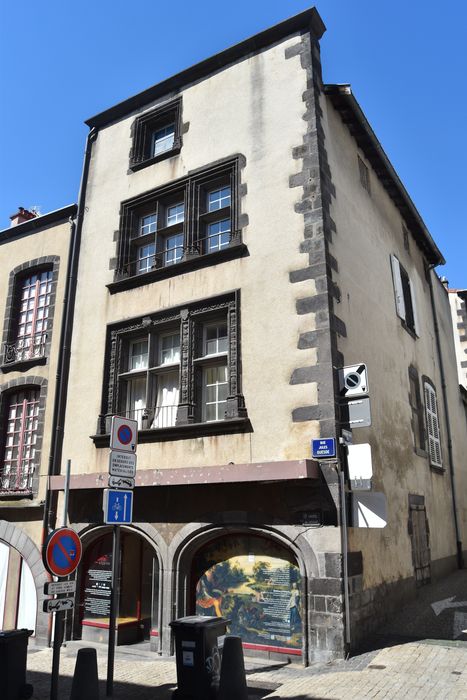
[{"left": 193, "top": 536, "right": 302, "bottom": 652}]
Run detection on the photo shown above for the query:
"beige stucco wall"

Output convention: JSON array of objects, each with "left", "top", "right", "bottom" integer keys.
[
  {"left": 0, "top": 219, "right": 72, "bottom": 544},
  {"left": 63, "top": 34, "right": 320, "bottom": 478},
  {"left": 322, "top": 94, "right": 467, "bottom": 588}
]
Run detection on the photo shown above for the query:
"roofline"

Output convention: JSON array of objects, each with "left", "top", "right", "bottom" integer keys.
[
  {"left": 323, "top": 84, "right": 445, "bottom": 266},
  {"left": 85, "top": 7, "right": 326, "bottom": 129},
  {"left": 0, "top": 204, "right": 77, "bottom": 242}
]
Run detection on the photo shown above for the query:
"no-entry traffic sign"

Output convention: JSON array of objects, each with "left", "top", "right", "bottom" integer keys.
[{"left": 43, "top": 527, "right": 82, "bottom": 577}]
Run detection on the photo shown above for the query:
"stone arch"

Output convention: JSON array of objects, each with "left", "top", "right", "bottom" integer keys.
[
  {"left": 166, "top": 512, "right": 319, "bottom": 660},
  {"left": 73, "top": 522, "right": 167, "bottom": 649},
  {"left": 0, "top": 520, "right": 50, "bottom": 643}
]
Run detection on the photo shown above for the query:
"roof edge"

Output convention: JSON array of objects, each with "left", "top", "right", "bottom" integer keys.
[
  {"left": 85, "top": 7, "right": 325, "bottom": 129},
  {"left": 324, "top": 84, "right": 445, "bottom": 267},
  {"left": 0, "top": 204, "right": 77, "bottom": 241}
]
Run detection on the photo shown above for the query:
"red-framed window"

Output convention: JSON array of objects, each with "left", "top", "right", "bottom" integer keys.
[
  {"left": 1, "top": 389, "right": 39, "bottom": 493},
  {"left": 15, "top": 270, "right": 52, "bottom": 361}
]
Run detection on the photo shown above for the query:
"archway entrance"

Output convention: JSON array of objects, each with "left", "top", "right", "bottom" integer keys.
[
  {"left": 0, "top": 540, "right": 36, "bottom": 633},
  {"left": 78, "top": 529, "right": 159, "bottom": 646},
  {"left": 192, "top": 534, "right": 303, "bottom": 656}
]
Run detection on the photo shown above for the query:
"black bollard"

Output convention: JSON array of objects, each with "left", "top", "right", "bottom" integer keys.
[
  {"left": 218, "top": 636, "right": 248, "bottom": 700},
  {"left": 70, "top": 647, "right": 100, "bottom": 700}
]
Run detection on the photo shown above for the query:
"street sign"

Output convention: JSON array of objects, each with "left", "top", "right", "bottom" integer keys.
[
  {"left": 312, "top": 438, "right": 336, "bottom": 459},
  {"left": 341, "top": 397, "right": 372, "bottom": 428},
  {"left": 43, "top": 598, "right": 75, "bottom": 613},
  {"left": 108, "top": 475, "right": 135, "bottom": 489},
  {"left": 352, "top": 492, "right": 387, "bottom": 528},
  {"left": 339, "top": 364, "right": 369, "bottom": 398},
  {"left": 109, "top": 450, "right": 137, "bottom": 478},
  {"left": 44, "top": 527, "right": 82, "bottom": 577},
  {"left": 110, "top": 416, "right": 138, "bottom": 453},
  {"left": 347, "top": 443, "right": 373, "bottom": 490},
  {"left": 44, "top": 580, "right": 76, "bottom": 595},
  {"left": 103, "top": 489, "right": 133, "bottom": 524}
]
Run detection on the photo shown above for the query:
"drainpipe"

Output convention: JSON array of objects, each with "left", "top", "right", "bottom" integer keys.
[
  {"left": 428, "top": 267, "right": 463, "bottom": 569},
  {"left": 41, "top": 127, "right": 98, "bottom": 643}
]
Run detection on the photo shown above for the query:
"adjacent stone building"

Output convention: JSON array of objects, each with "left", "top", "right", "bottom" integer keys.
[
  {"left": 1, "top": 8, "right": 466, "bottom": 662},
  {"left": 0, "top": 205, "right": 76, "bottom": 643},
  {"left": 448, "top": 288, "right": 467, "bottom": 390}
]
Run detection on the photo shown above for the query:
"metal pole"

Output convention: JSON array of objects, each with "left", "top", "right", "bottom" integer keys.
[
  {"left": 50, "top": 610, "right": 64, "bottom": 700},
  {"left": 107, "top": 525, "right": 120, "bottom": 697},
  {"left": 340, "top": 469, "right": 351, "bottom": 647}
]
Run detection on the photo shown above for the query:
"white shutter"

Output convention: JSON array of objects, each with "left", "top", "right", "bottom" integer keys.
[
  {"left": 390, "top": 255, "right": 406, "bottom": 320},
  {"left": 424, "top": 383, "right": 442, "bottom": 467}
]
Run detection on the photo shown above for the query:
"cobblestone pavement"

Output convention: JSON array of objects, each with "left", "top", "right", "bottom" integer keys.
[
  {"left": 26, "top": 569, "right": 467, "bottom": 699},
  {"left": 26, "top": 638, "right": 467, "bottom": 699}
]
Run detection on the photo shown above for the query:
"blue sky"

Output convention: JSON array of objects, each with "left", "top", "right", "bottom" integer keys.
[{"left": 1, "top": 1, "right": 465, "bottom": 287}]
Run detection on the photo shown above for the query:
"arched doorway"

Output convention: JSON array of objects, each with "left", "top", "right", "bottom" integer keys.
[
  {"left": 191, "top": 534, "right": 303, "bottom": 657},
  {"left": 0, "top": 540, "right": 37, "bottom": 633},
  {"left": 77, "top": 528, "right": 160, "bottom": 646}
]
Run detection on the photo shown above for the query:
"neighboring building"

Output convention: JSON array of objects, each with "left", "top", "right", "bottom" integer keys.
[
  {"left": 0, "top": 205, "right": 76, "bottom": 643},
  {"left": 1, "top": 8, "right": 466, "bottom": 663},
  {"left": 448, "top": 288, "right": 467, "bottom": 389}
]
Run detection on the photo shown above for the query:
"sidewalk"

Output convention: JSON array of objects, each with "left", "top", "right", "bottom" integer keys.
[
  {"left": 26, "top": 568, "right": 467, "bottom": 699},
  {"left": 26, "top": 637, "right": 467, "bottom": 699}
]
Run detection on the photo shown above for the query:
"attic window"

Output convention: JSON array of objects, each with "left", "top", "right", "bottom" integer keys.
[{"left": 130, "top": 98, "right": 182, "bottom": 171}]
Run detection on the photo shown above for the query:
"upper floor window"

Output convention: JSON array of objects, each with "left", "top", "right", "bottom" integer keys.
[
  {"left": 0, "top": 388, "right": 39, "bottom": 494},
  {"left": 390, "top": 255, "right": 419, "bottom": 337},
  {"left": 424, "top": 381, "right": 442, "bottom": 469},
  {"left": 408, "top": 366, "right": 425, "bottom": 454},
  {"left": 113, "top": 157, "right": 243, "bottom": 287},
  {"left": 2, "top": 264, "right": 55, "bottom": 368},
  {"left": 130, "top": 98, "right": 182, "bottom": 171},
  {"left": 95, "top": 292, "right": 248, "bottom": 441},
  {"left": 358, "top": 155, "right": 371, "bottom": 195}
]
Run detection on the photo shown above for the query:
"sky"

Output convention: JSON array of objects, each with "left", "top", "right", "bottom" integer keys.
[{"left": 0, "top": 0, "right": 466, "bottom": 287}]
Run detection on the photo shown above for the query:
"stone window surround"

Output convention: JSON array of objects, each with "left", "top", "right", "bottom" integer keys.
[
  {"left": 129, "top": 97, "right": 183, "bottom": 172},
  {"left": 92, "top": 290, "right": 248, "bottom": 445},
  {"left": 0, "top": 375, "right": 48, "bottom": 499},
  {"left": 1, "top": 256, "right": 60, "bottom": 374},
  {"left": 109, "top": 155, "right": 247, "bottom": 294}
]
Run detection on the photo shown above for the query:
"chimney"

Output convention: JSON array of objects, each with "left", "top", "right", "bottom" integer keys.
[{"left": 9, "top": 207, "right": 38, "bottom": 227}]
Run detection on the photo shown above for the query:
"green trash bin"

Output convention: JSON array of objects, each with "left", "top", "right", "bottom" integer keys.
[
  {"left": 0, "top": 629, "right": 33, "bottom": 699},
  {"left": 170, "top": 615, "right": 229, "bottom": 699}
]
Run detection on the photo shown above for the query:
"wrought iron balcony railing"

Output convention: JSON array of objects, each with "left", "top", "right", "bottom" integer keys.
[
  {"left": 97, "top": 405, "right": 178, "bottom": 435},
  {"left": 3, "top": 332, "right": 47, "bottom": 364}
]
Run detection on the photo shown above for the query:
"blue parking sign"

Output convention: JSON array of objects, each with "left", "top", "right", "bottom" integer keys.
[
  {"left": 103, "top": 489, "right": 133, "bottom": 524},
  {"left": 312, "top": 438, "right": 336, "bottom": 459}
]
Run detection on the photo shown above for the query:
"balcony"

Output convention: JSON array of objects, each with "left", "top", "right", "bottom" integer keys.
[{"left": 3, "top": 332, "right": 47, "bottom": 365}]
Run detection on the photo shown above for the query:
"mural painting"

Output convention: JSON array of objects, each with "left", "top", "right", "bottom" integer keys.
[{"left": 194, "top": 536, "right": 302, "bottom": 652}]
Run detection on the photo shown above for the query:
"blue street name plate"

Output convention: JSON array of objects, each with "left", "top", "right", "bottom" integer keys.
[
  {"left": 103, "top": 488, "right": 134, "bottom": 525},
  {"left": 312, "top": 438, "right": 336, "bottom": 459}
]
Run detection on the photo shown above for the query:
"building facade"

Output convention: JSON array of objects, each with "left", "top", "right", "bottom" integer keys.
[
  {"left": 448, "top": 289, "right": 467, "bottom": 390},
  {"left": 1, "top": 8, "right": 466, "bottom": 663},
  {"left": 0, "top": 205, "right": 76, "bottom": 643}
]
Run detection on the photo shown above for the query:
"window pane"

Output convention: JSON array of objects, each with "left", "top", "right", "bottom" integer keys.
[
  {"left": 129, "top": 340, "right": 148, "bottom": 370},
  {"left": 207, "top": 219, "right": 230, "bottom": 253},
  {"left": 153, "top": 124, "right": 175, "bottom": 155},
  {"left": 152, "top": 371, "right": 179, "bottom": 428},
  {"left": 140, "top": 213, "right": 157, "bottom": 236},
  {"left": 137, "top": 243, "right": 156, "bottom": 273},
  {"left": 1, "top": 389, "right": 39, "bottom": 492},
  {"left": 160, "top": 333, "right": 180, "bottom": 364},
  {"left": 208, "top": 186, "right": 231, "bottom": 211},
  {"left": 203, "top": 364, "right": 228, "bottom": 422},
  {"left": 126, "top": 377, "right": 146, "bottom": 428},
  {"left": 167, "top": 203, "right": 184, "bottom": 226},
  {"left": 164, "top": 233, "right": 184, "bottom": 266},
  {"left": 204, "top": 323, "right": 228, "bottom": 355}
]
